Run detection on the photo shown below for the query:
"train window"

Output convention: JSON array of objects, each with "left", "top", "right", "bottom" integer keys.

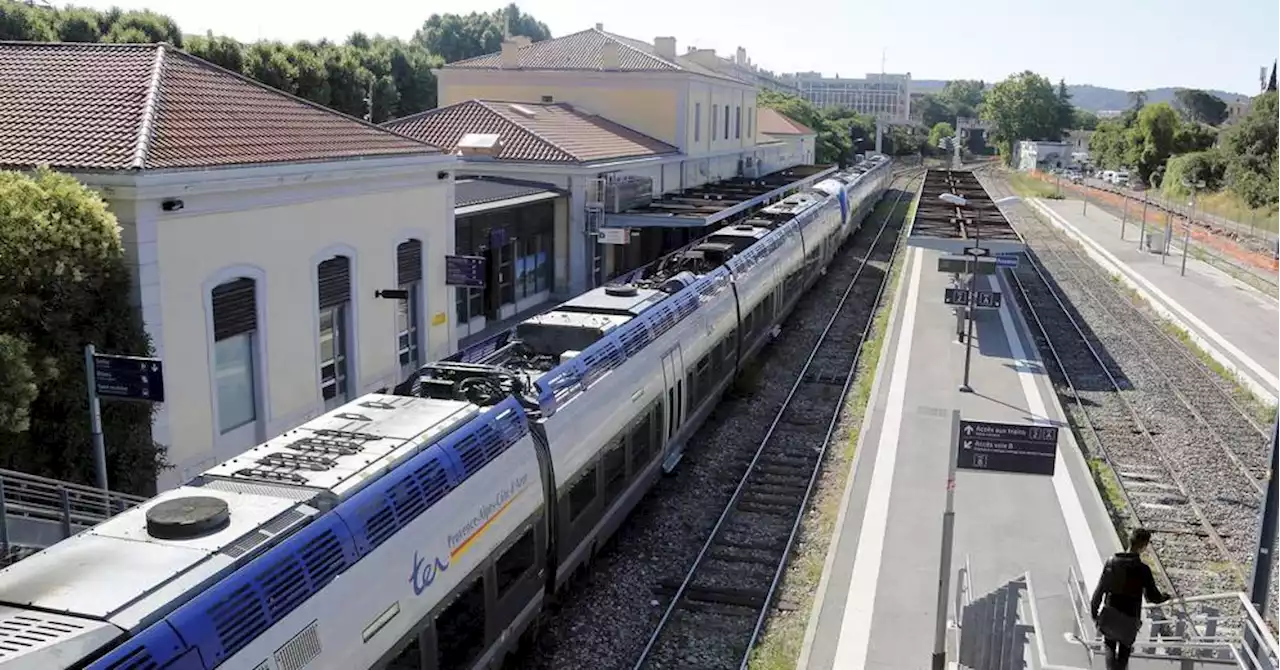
[
  {"left": 630, "top": 411, "right": 653, "bottom": 473},
  {"left": 435, "top": 577, "right": 485, "bottom": 670},
  {"left": 495, "top": 527, "right": 535, "bottom": 598},
  {"left": 568, "top": 466, "right": 597, "bottom": 521},
  {"left": 603, "top": 439, "right": 627, "bottom": 504}
]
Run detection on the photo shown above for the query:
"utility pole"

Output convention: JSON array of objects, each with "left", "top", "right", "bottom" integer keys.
[
  {"left": 83, "top": 345, "right": 109, "bottom": 492},
  {"left": 1248, "top": 417, "right": 1279, "bottom": 613},
  {"left": 1120, "top": 196, "right": 1128, "bottom": 240},
  {"left": 1138, "top": 191, "right": 1149, "bottom": 251}
]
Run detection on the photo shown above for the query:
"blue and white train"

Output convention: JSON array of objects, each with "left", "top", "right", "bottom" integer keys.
[{"left": 0, "top": 157, "right": 891, "bottom": 670}]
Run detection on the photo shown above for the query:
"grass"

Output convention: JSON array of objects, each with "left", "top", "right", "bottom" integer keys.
[
  {"left": 746, "top": 190, "right": 916, "bottom": 670},
  {"left": 1005, "top": 170, "right": 1066, "bottom": 200},
  {"left": 1190, "top": 189, "right": 1279, "bottom": 234}
]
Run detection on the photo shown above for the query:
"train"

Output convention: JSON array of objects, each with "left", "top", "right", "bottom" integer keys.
[{"left": 0, "top": 156, "right": 892, "bottom": 670}]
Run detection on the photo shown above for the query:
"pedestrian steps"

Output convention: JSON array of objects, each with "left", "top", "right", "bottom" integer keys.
[{"left": 953, "top": 559, "right": 1278, "bottom": 670}]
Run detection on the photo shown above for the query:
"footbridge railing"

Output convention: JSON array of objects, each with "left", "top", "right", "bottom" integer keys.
[
  {"left": 955, "top": 560, "right": 1278, "bottom": 669},
  {"left": 0, "top": 468, "right": 147, "bottom": 566}
]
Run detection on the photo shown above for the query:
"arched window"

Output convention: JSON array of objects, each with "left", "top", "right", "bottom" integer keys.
[
  {"left": 396, "top": 239, "right": 423, "bottom": 376},
  {"left": 317, "top": 255, "right": 352, "bottom": 409},
  {"left": 211, "top": 277, "right": 258, "bottom": 434}
]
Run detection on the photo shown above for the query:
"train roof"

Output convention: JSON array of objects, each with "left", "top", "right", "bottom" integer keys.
[
  {"left": 0, "top": 394, "right": 481, "bottom": 636},
  {"left": 409, "top": 157, "right": 893, "bottom": 413}
]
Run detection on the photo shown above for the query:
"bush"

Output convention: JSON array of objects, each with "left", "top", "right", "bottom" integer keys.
[
  {"left": 0, "top": 168, "right": 167, "bottom": 494},
  {"left": 1161, "top": 149, "right": 1228, "bottom": 199}
]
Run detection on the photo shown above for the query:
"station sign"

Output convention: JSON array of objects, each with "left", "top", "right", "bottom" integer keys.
[
  {"left": 944, "top": 288, "right": 969, "bottom": 306},
  {"left": 956, "top": 420, "right": 1058, "bottom": 476},
  {"left": 943, "top": 289, "right": 1002, "bottom": 309},
  {"left": 599, "top": 228, "right": 631, "bottom": 245},
  {"left": 937, "top": 256, "right": 997, "bottom": 275},
  {"left": 92, "top": 354, "right": 165, "bottom": 403},
  {"left": 974, "top": 291, "right": 1002, "bottom": 309},
  {"left": 444, "top": 255, "right": 487, "bottom": 288},
  {"left": 996, "top": 254, "right": 1020, "bottom": 269}
]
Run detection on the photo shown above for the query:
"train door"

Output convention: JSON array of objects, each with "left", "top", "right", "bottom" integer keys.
[{"left": 660, "top": 345, "right": 685, "bottom": 447}]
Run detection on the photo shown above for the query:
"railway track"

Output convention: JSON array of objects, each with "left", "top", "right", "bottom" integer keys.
[
  {"left": 977, "top": 171, "right": 1269, "bottom": 600},
  {"left": 627, "top": 172, "right": 921, "bottom": 670}
]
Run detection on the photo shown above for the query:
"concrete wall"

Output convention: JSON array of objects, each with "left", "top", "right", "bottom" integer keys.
[
  {"left": 684, "top": 79, "right": 759, "bottom": 157},
  {"left": 98, "top": 162, "right": 456, "bottom": 490}
]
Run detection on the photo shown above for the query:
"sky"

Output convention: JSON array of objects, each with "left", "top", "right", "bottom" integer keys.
[{"left": 70, "top": 0, "right": 1279, "bottom": 95}]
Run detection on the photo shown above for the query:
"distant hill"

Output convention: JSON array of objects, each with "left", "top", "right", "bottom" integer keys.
[{"left": 910, "top": 79, "right": 1251, "bottom": 112}]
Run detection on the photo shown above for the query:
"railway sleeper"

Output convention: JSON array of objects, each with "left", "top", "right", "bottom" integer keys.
[
  {"left": 745, "top": 481, "right": 808, "bottom": 497},
  {"left": 714, "top": 536, "right": 787, "bottom": 552},
  {"left": 803, "top": 372, "right": 849, "bottom": 386},
  {"left": 708, "top": 547, "right": 779, "bottom": 566},
  {"left": 741, "top": 491, "right": 804, "bottom": 507},
  {"left": 737, "top": 501, "right": 799, "bottom": 516},
  {"left": 655, "top": 581, "right": 769, "bottom": 609}
]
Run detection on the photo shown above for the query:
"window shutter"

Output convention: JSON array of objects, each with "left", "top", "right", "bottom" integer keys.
[
  {"left": 317, "top": 256, "right": 351, "bottom": 309},
  {"left": 211, "top": 278, "right": 256, "bottom": 341},
  {"left": 397, "top": 240, "right": 423, "bottom": 285}
]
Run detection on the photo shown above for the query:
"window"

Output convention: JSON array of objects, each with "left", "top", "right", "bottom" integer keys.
[
  {"left": 724, "top": 105, "right": 730, "bottom": 139},
  {"left": 435, "top": 577, "right": 485, "bottom": 669},
  {"left": 211, "top": 277, "right": 257, "bottom": 434},
  {"left": 603, "top": 439, "right": 627, "bottom": 505},
  {"left": 712, "top": 104, "right": 719, "bottom": 140},
  {"left": 317, "top": 255, "right": 352, "bottom": 409},
  {"left": 516, "top": 234, "right": 551, "bottom": 300},
  {"left": 495, "top": 527, "right": 535, "bottom": 598},
  {"left": 568, "top": 466, "right": 597, "bottom": 521},
  {"left": 735, "top": 106, "right": 741, "bottom": 139},
  {"left": 747, "top": 106, "right": 753, "bottom": 137},
  {"left": 629, "top": 409, "right": 654, "bottom": 473},
  {"left": 694, "top": 102, "right": 702, "bottom": 142},
  {"left": 397, "top": 240, "right": 423, "bottom": 374}
]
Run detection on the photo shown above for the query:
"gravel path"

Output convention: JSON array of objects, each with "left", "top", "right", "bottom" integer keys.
[{"left": 517, "top": 173, "right": 921, "bottom": 670}]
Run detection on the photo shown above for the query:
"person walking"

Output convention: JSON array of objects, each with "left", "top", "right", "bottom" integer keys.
[{"left": 1090, "top": 528, "right": 1172, "bottom": 669}]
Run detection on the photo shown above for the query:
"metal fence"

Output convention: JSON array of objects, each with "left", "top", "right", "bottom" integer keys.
[{"left": 0, "top": 468, "right": 147, "bottom": 567}]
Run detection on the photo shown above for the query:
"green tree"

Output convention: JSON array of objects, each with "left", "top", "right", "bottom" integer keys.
[
  {"left": 1055, "top": 79, "right": 1074, "bottom": 134},
  {"left": 103, "top": 9, "right": 182, "bottom": 46},
  {"left": 939, "top": 79, "right": 985, "bottom": 119},
  {"left": 0, "top": 168, "right": 167, "bottom": 494},
  {"left": 0, "top": 2, "right": 57, "bottom": 41},
  {"left": 757, "top": 90, "right": 875, "bottom": 165},
  {"left": 185, "top": 32, "right": 247, "bottom": 73},
  {"left": 1221, "top": 91, "right": 1279, "bottom": 208},
  {"left": 928, "top": 122, "right": 955, "bottom": 150},
  {"left": 1162, "top": 149, "right": 1228, "bottom": 198},
  {"left": 980, "top": 71, "right": 1067, "bottom": 163},
  {"left": 1130, "top": 102, "right": 1182, "bottom": 185},
  {"left": 913, "top": 93, "right": 954, "bottom": 127},
  {"left": 54, "top": 7, "right": 103, "bottom": 42},
  {"left": 1072, "top": 108, "right": 1099, "bottom": 130},
  {"left": 1172, "top": 88, "right": 1229, "bottom": 126},
  {"left": 412, "top": 3, "right": 550, "bottom": 64}
]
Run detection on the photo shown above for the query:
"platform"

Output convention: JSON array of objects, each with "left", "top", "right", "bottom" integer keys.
[
  {"left": 1026, "top": 197, "right": 1279, "bottom": 403},
  {"left": 797, "top": 246, "right": 1121, "bottom": 670},
  {"left": 910, "top": 169, "right": 1026, "bottom": 256}
]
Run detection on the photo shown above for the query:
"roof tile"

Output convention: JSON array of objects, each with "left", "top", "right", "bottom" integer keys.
[
  {"left": 757, "top": 108, "right": 817, "bottom": 136},
  {"left": 384, "top": 100, "right": 679, "bottom": 164},
  {"left": 0, "top": 41, "right": 438, "bottom": 172}
]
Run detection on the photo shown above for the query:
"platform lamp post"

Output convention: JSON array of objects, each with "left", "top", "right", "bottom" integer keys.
[
  {"left": 1180, "top": 179, "right": 1205, "bottom": 277},
  {"left": 940, "top": 193, "right": 978, "bottom": 393}
]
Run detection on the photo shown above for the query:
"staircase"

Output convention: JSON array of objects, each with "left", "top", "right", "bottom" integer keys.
[
  {"left": 954, "top": 559, "right": 1279, "bottom": 670},
  {"left": 0, "top": 468, "right": 146, "bottom": 567}
]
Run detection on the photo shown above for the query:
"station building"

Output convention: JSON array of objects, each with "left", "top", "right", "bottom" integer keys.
[
  {"left": 0, "top": 42, "right": 458, "bottom": 491},
  {"left": 388, "top": 25, "right": 832, "bottom": 346}
]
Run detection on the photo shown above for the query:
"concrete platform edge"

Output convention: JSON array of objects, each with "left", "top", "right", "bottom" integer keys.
[
  {"left": 795, "top": 245, "right": 917, "bottom": 670},
  {"left": 996, "top": 268, "right": 1124, "bottom": 559},
  {"left": 1025, "top": 198, "right": 1278, "bottom": 405}
]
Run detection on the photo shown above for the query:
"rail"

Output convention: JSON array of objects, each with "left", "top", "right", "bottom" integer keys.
[
  {"left": 0, "top": 468, "right": 147, "bottom": 563},
  {"left": 630, "top": 169, "right": 924, "bottom": 670}
]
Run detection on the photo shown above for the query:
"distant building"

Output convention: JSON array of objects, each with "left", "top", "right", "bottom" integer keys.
[
  {"left": 781, "top": 71, "right": 912, "bottom": 121},
  {"left": 681, "top": 46, "right": 799, "bottom": 95},
  {"left": 1016, "top": 140, "right": 1075, "bottom": 172}
]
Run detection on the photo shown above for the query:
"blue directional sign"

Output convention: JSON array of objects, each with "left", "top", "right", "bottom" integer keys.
[
  {"left": 957, "top": 420, "right": 1058, "bottom": 475},
  {"left": 445, "top": 255, "right": 487, "bottom": 288},
  {"left": 996, "top": 254, "right": 1020, "bottom": 269},
  {"left": 93, "top": 354, "right": 165, "bottom": 403}
]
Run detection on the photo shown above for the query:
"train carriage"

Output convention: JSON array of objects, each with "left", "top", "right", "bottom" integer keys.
[{"left": 0, "top": 158, "right": 892, "bottom": 670}]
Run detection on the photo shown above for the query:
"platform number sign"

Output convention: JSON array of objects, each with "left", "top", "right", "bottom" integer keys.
[{"left": 956, "top": 419, "right": 1058, "bottom": 476}]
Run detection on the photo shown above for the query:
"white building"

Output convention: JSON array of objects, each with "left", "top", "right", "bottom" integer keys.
[
  {"left": 783, "top": 72, "right": 913, "bottom": 121},
  {"left": 756, "top": 107, "right": 817, "bottom": 165},
  {"left": 0, "top": 42, "right": 458, "bottom": 491},
  {"left": 1016, "top": 140, "right": 1075, "bottom": 171}
]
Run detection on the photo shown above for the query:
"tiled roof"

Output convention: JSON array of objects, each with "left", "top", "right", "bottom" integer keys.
[
  {"left": 0, "top": 41, "right": 438, "bottom": 171},
  {"left": 383, "top": 99, "right": 679, "bottom": 165},
  {"left": 444, "top": 28, "right": 746, "bottom": 84},
  {"left": 455, "top": 178, "right": 559, "bottom": 209},
  {"left": 757, "top": 108, "right": 817, "bottom": 136}
]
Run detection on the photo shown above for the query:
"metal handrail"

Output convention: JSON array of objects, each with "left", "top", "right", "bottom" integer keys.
[{"left": 0, "top": 468, "right": 147, "bottom": 559}]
